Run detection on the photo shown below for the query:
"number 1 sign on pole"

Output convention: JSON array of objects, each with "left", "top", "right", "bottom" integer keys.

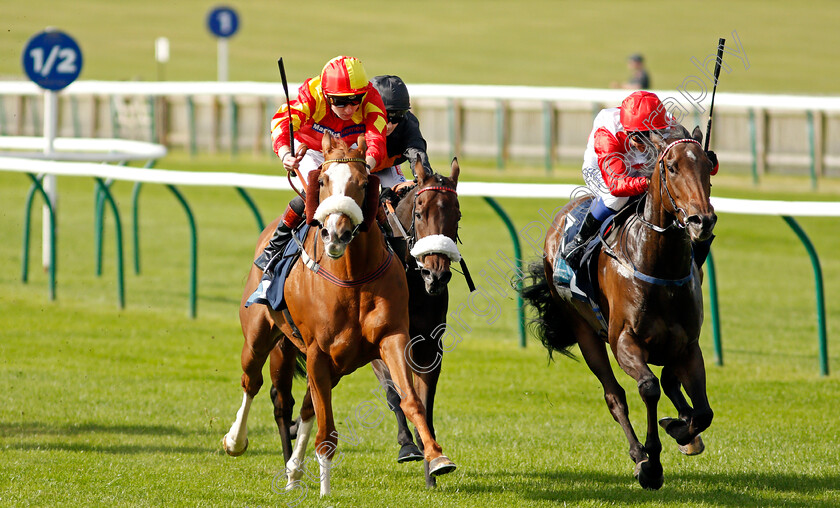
[
  {"left": 206, "top": 6, "right": 239, "bottom": 81},
  {"left": 22, "top": 28, "right": 83, "bottom": 270}
]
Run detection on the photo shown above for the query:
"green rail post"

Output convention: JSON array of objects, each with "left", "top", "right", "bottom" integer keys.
[
  {"left": 0, "top": 95, "right": 6, "bottom": 135},
  {"left": 93, "top": 177, "right": 125, "bottom": 309},
  {"left": 748, "top": 109, "right": 759, "bottom": 185},
  {"left": 70, "top": 96, "right": 81, "bottom": 137},
  {"left": 235, "top": 187, "right": 265, "bottom": 232},
  {"left": 782, "top": 216, "right": 828, "bottom": 376},
  {"left": 110, "top": 96, "right": 121, "bottom": 139},
  {"left": 230, "top": 97, "right": 239, "bottom": 158},
  {"left": 187, "top": 95, "right": 197, "bottom": 157},
  {"left": 482, "top": 197, "right": 526, "bottom": 348},
  {"left": 447, "top": 98, "right": 458, "bottom": 162},
  {"left": 165, "top": 185, "right": 198, "bottom": 319},
  {"left": 706, "top": 250, "right": 723, "bottom": 366},
  {"left": 130, "top": 160, "right": 158, "bottom": 275},
  {"left": 806, "top": 110, "right": 817, "bottom": 190},
  {"left": 21, "top": 174, "right": 56, "bottom": 300},
  {"left": 131, "top": 182, "right": 143, "bottom": 275},
  {"left": 495, "top": 99, "right": 506, "bottom": 170},
  {"left": 147, "top": 96, "right": 156, "bottom": 143},
  {"left": 543, "top": 101, "right": 554, "bottom": 173}
]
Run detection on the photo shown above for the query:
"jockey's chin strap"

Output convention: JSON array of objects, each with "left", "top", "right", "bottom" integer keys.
[
  {"left": 408, "top": 185, "right": 476, "bottom": 292},
  {"left": 639, "top": 138, "right": 702, "bottom": 233}
]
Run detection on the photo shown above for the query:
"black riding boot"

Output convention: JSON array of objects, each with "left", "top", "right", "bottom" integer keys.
[
  {"left": 254, "top": 195, "right": 306, "bottom": 273},
  {"left": 562, "top": 209, "right": 603, "bottom": 269}
]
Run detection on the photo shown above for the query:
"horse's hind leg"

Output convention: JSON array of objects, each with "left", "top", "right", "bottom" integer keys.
[
  {"left": 269, "top": 339, "right": 297, "bottom": 463},
  {"left": 659, "top": 365, "right": 704, "bottom": 455},
  {"left": 575, "top": 326, "right": 646, "bottom": 472},
  {"left": 370, "top": 359, "right": 423, "bottom": 463},
  {"left": 661, "top": 343, "right": 713, "bottom": 455},
  {"left": 223, "top": 310, "right": 277, "bottom": 456},
  {"left": 379, "top": 334, "right": 455, "bottom": 478}
]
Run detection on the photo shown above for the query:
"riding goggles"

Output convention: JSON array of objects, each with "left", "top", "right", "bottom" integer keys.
[
  {"left": 387, "top": 110, "right": 408, "bottom": 124},
  {"left": 328, "top": 93, "right": 365, "bottom": 107}
]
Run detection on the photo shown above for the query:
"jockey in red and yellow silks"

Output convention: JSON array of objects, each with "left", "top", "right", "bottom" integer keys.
[
  {"left": 270, "top": 55, "right": 388, "bottom": 180},
  {"left": 254, "top": 56, "right": 388, "bottom": 273}
]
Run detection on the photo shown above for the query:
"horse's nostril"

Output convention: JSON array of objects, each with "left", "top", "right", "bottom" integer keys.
[
  {"left": 687, "top": 215, "right": 703, "bottom": 226},
  {"left": 440, "top": 271, "right": 452, "bottom": 285},
  {"left": 339, "top": 231, "right": 352, "bottom": 243},
  {"left": 320, "top": 228, "right": 330, "bottom": 240},
  {"left": 420, "top": 268, "right": 432, "bottom": 280}
]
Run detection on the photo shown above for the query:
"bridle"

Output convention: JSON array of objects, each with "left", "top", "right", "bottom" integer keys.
[{"left": 637, "top": 138, "right": 702, "bottom": 233}]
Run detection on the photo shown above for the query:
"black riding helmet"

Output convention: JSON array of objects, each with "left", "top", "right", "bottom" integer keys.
[{"left": 371, "top": 75, "right": 411, "bottom": 111}]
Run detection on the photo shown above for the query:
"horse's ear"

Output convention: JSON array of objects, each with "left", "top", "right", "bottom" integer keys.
[
  {"left": 450, "top": 157, "right": 460, "bottom": 186},
  {"left": 649, "top": 132, "right": 667, "bottom": 152},
  {"left": 414, "top": 155, "right": 428, "bottom": 181},
  {"left": 357, "top": 134, "right": 367, "bottom": 155},
  {"left": 305, "top": 170, "right": 322, "bottom": 226},
  {"left": 322, "top": 133, "right": 335, "bottom": 154},
  {"left": 691, "top": 125, "right": 704, "bottom": 145}
]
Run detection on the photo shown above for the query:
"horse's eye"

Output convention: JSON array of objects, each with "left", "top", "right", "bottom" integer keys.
[
  {"left": 414, "top": 212, "right": 422, "bottom": 221},
  {"left": 318, "top": 179, "right": 324, "bottom": 186},
  {"left": 667, "top": 164, "right": 676, "bottom": 174}
]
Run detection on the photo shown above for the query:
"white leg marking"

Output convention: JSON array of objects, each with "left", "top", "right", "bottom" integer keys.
[
  {"left": 286, "top": 417, "right": 315, "bottom": 489},
  {"left": 317, "top": 452, "right": 332, "bottom": 497},
  {"left": 224, "top": 393, "right": 252, "bottom": 453}
]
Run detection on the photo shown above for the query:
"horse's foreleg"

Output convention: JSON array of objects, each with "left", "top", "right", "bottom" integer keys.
[
  {"left": 413, "top": 365, "right": 442, "bottom": 488},
  {"left": 614, "top": 330, "right": 664, "bottom": 490},
  {"left": 371, "top": 359, "right": 422, "bottom": 463},
  {"left": 305, "top": 348, "right": 337, "bottom": 497},
  {"left": 665, "top": 342, "right": 713, "bottom": 455},
  {"left": 269, "top": 340, "right": 297, "bottom": 463},
  {"left": 223, "top": 319, "right": 275, "bottom": 456},
  {"left": 379, "top": 335, "right": 456, "bottom": 478}
]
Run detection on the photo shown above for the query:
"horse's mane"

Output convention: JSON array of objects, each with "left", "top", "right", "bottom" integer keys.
[{"left": 632, "top": 124, "right": 693, "bottom": 177}]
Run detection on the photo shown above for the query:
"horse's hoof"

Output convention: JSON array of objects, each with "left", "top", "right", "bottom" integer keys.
[
  {"left": 679, "top": 434, "right": 705, "bottom": 456},
  {"left": 222, "top": 434, "right": 248, "bottom": 457},
  {"left": 397, "top": 443, "right": 424, "bottom": 463},
  {"left": 428, "top": 455, "right": 457, "bottom": 477},
  {"left": 633, "top": 459, "right": 664, "bottom": 490}
]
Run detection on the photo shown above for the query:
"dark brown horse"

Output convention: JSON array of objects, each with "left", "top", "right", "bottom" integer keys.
[
  {"left": 369, "top": 157, "right": 461, "bottom": 488},
  {"left": 268, "top": 157, "right": 462, "bottom": 489},
  {"left": 521, "top": 125, "right": 717, "bottom": 490},
  {"left": 222, "top": 135, "right": 456, "bottom": 497}
]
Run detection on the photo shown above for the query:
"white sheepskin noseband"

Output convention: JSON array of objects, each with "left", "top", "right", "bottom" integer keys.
[
  {"left": 410, "top": 234, "right": 461, "bottom": 262},
  {"left": 314, "top": 195, "right": 364, "bottom": 226}
]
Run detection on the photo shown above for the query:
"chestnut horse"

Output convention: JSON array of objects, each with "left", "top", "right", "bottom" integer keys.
[
  {"left": 268, "top": 156, "right": 463, "bottom": 489},
  {"left": 521, "top": 125, "right": 717, "bottom": 490},
  {"left": 222, "top": 135, "right": 456, "bottom": 497}
]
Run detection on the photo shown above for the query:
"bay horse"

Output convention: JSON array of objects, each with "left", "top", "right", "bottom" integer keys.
[
  {"left": 222, "top": 134, "right": 456, "bottom": 497},
  {"left": 521, "top": 125, "right": 717, "bottom": 490},
  {"left": 268, "top": 156, "right": 462, "bottom": 489}
]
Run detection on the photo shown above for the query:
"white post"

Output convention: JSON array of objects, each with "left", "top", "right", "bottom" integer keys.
[
  {"left": 42, "top": 90, "right": 58, "bottom": 269},
  {"left": 217, "top": 39, "right": 228, "bottom": 82}
]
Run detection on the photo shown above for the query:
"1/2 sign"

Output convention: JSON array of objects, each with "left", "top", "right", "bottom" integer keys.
[
  {"left": 22, "top": 29, "right": 83, "bottom": 91},
  {"left": 207, "top": 6, "right": 240, "bottom": 38}
]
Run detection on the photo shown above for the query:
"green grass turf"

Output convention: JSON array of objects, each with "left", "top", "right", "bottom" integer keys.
[
  {"left": 3, "top": 1, "right": 840, "bottom": 94},
  {"left": 1, "top": 154, "right": 839, "bottom": 506}
]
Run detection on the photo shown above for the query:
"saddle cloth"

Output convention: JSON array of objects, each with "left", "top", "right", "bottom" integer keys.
[{"left": 245, "top": 224, "right": 311, "bottom": 311}]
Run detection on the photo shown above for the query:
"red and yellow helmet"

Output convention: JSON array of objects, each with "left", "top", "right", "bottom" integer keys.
[
  {"left": 620, "top": 91, "right": 670, "bottom": 132},
  {"left": 320, "top": 56, "right": 369, "bottom": 96}
]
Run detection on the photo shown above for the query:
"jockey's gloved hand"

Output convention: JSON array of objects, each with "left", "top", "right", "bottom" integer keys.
[
  {"left": 379, "top": 187, "right": 399, "bottom": 209},
  {"left": 705, "top": 150, "right": 718, "bottom": 169}
]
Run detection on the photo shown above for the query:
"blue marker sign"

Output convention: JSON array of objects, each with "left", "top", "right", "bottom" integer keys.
[
  {"left": 207, "top": 6, "right": 240, "bottom": 38},
  {"left": 22, "top": 29, "right": 83, "bottom": 91}
]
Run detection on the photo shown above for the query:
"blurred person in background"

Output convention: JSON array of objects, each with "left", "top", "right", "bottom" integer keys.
[{"left": 611, "top": 53, "right": 650, "bottom": 90}]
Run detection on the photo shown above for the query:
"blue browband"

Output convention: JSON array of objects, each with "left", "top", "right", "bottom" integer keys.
[{"left": 632, "top": 268, "right": 693, "bottom": 287}]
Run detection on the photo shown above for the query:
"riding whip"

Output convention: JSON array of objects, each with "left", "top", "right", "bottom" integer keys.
[
  {"left": 277, "top": 57, "right": 308, "bottom": 192},
  {"left": 704, "top": 38, "right": 726, "bottom": 152}
]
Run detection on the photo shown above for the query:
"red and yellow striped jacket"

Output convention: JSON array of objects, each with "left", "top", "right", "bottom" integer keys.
[{"left": 270, "top": 76, "right": 388, "bottom": 167}]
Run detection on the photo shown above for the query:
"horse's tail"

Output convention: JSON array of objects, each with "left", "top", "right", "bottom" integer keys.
[
  {"left": 520, "top": 260, "right": 577, "bottom": 359},
  {"left": 294, "top": 350, "right": 307, "bottom": 379}
]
